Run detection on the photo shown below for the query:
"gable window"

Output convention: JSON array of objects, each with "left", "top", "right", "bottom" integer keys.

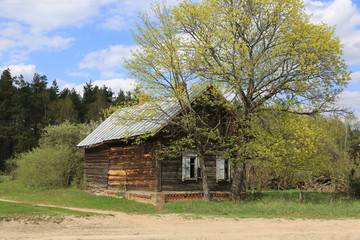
[
  {"left": 216, "top": 156, "right": 230, "bottom": 182},
  {"left": 182, "top": 152, "right": 199, "bottom": 181}
]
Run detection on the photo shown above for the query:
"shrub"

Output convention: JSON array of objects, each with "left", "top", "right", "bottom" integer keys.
[
  {"left": 14, "top": 146, "right": 79, "bottom": 187},
  {"left": 13, "top": 121, "right": 99, "bottom": 188}
]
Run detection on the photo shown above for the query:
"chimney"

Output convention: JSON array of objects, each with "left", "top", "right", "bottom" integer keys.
[{"left": 139, "top": 94, "right": 150, "bottom": 105}]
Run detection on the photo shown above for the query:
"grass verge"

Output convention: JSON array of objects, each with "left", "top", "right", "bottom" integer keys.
[
  {"left": 1, "top": 180, "right": 360, "bottom": 219},
  {"left": 0, "top": 180, "right": 156, "bottom": 214},
  {"left": 0, "top": 201, "right": 97, "bottom": 222},
  {"left": 162, "top": 191, "right": 360, "bottom": 219}
]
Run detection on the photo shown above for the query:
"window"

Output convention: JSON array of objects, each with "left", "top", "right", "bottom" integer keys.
[
  {"left": 216, "top": 156, "right": 230, "bottom": 182},
  {"left": 182, "top": 152, "right": 199, "bottom": 181}
]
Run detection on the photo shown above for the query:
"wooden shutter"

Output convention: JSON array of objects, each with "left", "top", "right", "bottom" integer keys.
[
  {"left": 216, "top": 156, "right": 225, "bottom": 181},
  {"left": 182, "top": 152, "right": 197, "bottom": 181}
]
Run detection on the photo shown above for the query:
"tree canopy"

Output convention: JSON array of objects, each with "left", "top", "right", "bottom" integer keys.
[
  {"left": 125, "top": 0, "right": 350, "bottom": 200},
  {"left": 0, "top": 69, "right": 136, "bottom": 170}
]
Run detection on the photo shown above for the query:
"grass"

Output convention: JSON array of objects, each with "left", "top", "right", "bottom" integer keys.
[
  {"left": 0, "top": 180, "right": 157, "bottom": 215},
  {"left": 0, "top": 201, "right": 97, "bottom": 220},
  {"left": 163, "top": 191, "right": 360, "bottom": 219},
  {"left": 1, "top": 179, "right": 360, "bottom": 219}
]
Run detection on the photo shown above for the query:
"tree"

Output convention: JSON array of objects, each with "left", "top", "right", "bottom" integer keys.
[
  {"left": 81, "top": 82, "right": 96, "bottom": 122},
  {"left": 247, "top": 112, "right": 344, "bottom": 190},
  {"left": 124, "top": 3, "right": 239, "bottom": 202},
  {"left": 0, "top": 69, "right": 16, "bottom": 170},
  {"left": 171, "top": 0, "right": 350, "bottom": 200},
  {"left": 114, "top": 89, "right": 134, "bottom": 106},
  {"left": 86, "top": 85, "right": 114, "bottom": 121},
  {"left": 126, "top": 0, "right": 350, "bottom": 200},
  {"left": 48, "top": 95, "right": 78, "bottom": 124},
  {"left": 48, "top": 80, "right": 59, "bottom": 102},
  {"left": 30, "top": 73, "right": 49, "bottom": 138}
]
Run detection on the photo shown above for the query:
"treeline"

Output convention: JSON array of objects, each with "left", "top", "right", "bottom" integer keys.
[{"left": 0, "top": 69, "right": 135, "bottom": 170}]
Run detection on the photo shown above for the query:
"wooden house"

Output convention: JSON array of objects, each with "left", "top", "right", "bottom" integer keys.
[{"left": 77, "top": 86, "right": 234, "bottom": 203}]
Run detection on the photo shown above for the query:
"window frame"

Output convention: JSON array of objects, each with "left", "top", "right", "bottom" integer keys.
[
  {"left": 216, "top": 155, "right": 231, "bottom": 182},
  {"left": 182, "top": 152, "right": 199, "bottom": 181}
]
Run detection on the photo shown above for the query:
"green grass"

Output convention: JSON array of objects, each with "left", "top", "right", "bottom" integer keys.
[
  {"left": 1, "top": 180, "right": 360, "bottom": 219},
  {"left": 0, "top": 180, "right": 157, "bottom": 214},
  {"left": 0, "top": 201, "right": 96, "bottom": 219},
  {"left": 162, "top": 191, "right": 360, "bottom": 219}
]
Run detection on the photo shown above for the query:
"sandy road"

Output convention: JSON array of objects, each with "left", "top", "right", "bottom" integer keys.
[{"left": 1, "top": 199, "right": 360, "bottom": 240}]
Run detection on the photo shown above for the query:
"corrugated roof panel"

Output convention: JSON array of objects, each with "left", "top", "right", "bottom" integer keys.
[{"left": 77, "top": 85, "right": 208, "bottom": 148}]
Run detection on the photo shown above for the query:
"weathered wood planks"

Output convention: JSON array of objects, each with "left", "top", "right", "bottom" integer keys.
[{"left": 107, "top": 141, "right": 158, "bottom": 192}]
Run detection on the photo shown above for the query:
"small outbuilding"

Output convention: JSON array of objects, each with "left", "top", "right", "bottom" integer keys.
[{"left": 77, "top": 86, "right": 234, "bottom": 203}]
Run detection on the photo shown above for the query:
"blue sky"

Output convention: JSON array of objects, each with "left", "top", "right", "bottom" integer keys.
[{"left": 1, "top": 0, "right": 360, "bottom": 112}]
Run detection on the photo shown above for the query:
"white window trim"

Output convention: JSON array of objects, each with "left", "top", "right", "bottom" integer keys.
[{"left": 182, "top": 152, "right": 199, "bottom": 181}]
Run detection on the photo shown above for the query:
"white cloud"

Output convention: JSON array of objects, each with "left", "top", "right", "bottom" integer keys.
[
  {"left": 60, "top": 78, "right": 135, "bottom": 96},
  {"left": 99, "top": 0, "right": 152, "bottom": 31},
  {"left": 100, "top": 70, "right": 124, "bottom": 79},
  {"left": 92, "top": 78, "right": 135, "bottom": 93},
  {"left": 100, "top": 14, "right": 129, "bottom": 32},
  {"left": 67, "top": 71, "right": 90, "bottom": 78},
  {"left": 338, "top": 90, "right": 360, "bottom": 112},
  {"left": 0, "top": 22, "right": 75, "bottom": 63},
  {"left": 0, "top": 64, "right": 37, "bottom": 81},
  {"left": 350, "top": 71, "right": 360, "bottom": 83},
  {"left": 98, "top": 0, "right": 177, "bottom": 31},
  {"left": 78, "top": 45, "right": 138, "bottom": 70},
  {"left": 0, "top": 0, "right": 115, "bottom": 32},
  {"left": 0, "top": 0, "right": 115, "bottom": 63},
  {"left": 305, "top": 0, "right": 360, "bottom": 65}
]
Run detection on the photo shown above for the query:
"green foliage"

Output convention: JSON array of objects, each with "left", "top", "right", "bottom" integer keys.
[
  {"left": 14, "top": 146, "right": 77, "bottom": 187},
  {"left": 349, "top": 168, "right": 360, "bottom": 197},
  {"left": 40, "top": 121, "right": 95, "bottom": 148},
  {"left": 0, "top": 180, "right": 157, "bottom": 215},
  {"left": 163, "top": 190, "right": 360, "bottom": 219},
  {"left": 246, "top": 112, "right": 356, "bottom": 190},
  {"left": 1, "top": 180, "right": 360, "bottom": 219},
  {"left": 0, "top": 201, "right": 96, "bottom": 219},
  {"left": 13, "top": 121, "right": 99, "bottom": 188},
  {"left": 125, "top": 0, "right": 350, "bottom": 199},
  {"left": 0, "top": 68, "right": 133, "bottom": 165},
  {"left": 0, "top": 69, "right": 16, "bottom": 170},
  {"left": 48, "top": 95, "right": 78, "bottom": 124}
]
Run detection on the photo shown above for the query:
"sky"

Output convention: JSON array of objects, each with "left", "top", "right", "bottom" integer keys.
[{"left": 0, "top": 0, "right": 360, "bottom": 112}]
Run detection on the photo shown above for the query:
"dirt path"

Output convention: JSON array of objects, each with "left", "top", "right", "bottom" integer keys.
[{"left": 1, "top": 199, "right": 360, "bottom": 240}]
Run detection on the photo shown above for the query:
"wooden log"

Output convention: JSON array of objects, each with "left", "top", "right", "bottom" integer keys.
[
  {"left": 108, "top": 170, "right": 126, "bottom": 176},
  {"left": 108, "top": 179, "right": 156, "bottom": 187}
]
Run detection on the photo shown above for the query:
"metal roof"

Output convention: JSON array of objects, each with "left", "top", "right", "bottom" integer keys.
[{"left": 77, "top": 85, "right": 208, "bottom": 148}]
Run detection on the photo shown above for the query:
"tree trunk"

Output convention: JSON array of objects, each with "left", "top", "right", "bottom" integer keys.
[
  {"left": 231, "top": 159, "right": 247, "bottom": 201},
  {"left": 197, "top": 150, "right": 211, "bottom": 202}
]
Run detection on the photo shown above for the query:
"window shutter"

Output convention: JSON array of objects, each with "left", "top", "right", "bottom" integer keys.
[
  {"left": 216, "top": 156, "right": 225, "bottom": 181},
  {"left": 182, "top": 154, "right": 190, "bottom": 181},
  {"left": 227, "top": 160, "right": 231, "bottom": 181},
  {"left": 182, "top": 152, "right": 197, "bottom": 180}
]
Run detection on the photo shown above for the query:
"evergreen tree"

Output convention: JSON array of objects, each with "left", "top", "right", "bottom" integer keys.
[{"left": 0, "top": 69, "right": 16, "bottom": 170}]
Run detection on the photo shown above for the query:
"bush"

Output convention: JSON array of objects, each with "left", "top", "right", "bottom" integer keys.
[
  {"left": 14, "top": 146, "right": 79, "bottom": 187},
  {"left": 13, "top": 121, "right": 99, "bottom": 188}
]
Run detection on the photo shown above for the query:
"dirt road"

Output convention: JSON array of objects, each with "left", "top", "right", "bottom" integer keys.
[{"left": 1, "top": 200, "right": 360, "bottom": 240}]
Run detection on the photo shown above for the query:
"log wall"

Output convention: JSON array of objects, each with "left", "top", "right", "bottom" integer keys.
[
  {"left": 107, "top": 141, "right": 158, "bottom": 192},
  {"left": 161, "top": 155, "right": 231, "bottom": 192},
  {"left": 84, "top": 147, "right": 109, "bottom": 190},
  {"left": 84, "top": 140, "right": 231, "bottom": 195}
]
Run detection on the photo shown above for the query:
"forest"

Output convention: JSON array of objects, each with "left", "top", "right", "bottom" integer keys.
[{"left": 0, "top": 68, "right": 135, "bottom": 172}]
